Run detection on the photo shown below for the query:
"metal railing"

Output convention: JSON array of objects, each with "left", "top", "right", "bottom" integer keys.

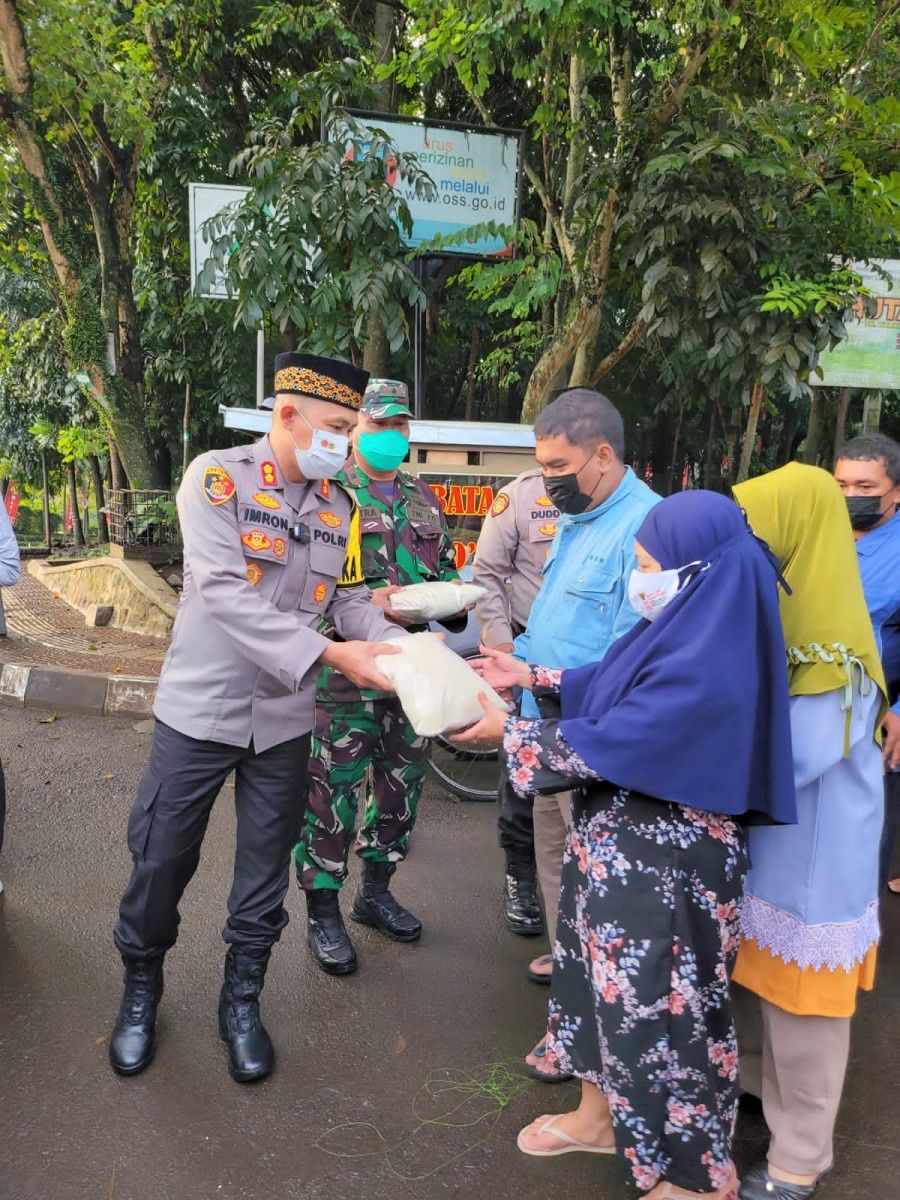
[{"left": 106, "top": 489, "right": 180, "bottom": 549}]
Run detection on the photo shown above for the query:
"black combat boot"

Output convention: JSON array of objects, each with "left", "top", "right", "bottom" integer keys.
[
  {"left": 218, "top": 947, "right": 274, "bottom": 1083},
  {"left": 109, "top": 955, "right": 164, "bottom": 1076},
  {"left": 349, "top": 860, "right": 422, "bottom": 942},
  {"left": 504, "top": 850, "right": 544, "bottom": 936},
  {"left": 305, "top": 889, "right": 358, "bottom": 976}
]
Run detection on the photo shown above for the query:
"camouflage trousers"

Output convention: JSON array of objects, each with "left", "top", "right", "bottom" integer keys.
[{"left": 294, "top": 683, "right": 430, "bottom": 893}]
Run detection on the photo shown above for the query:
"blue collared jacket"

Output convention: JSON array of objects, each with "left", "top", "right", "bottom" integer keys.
[{"left": 856, "top": 510, "right": 900, "bottom": 768}]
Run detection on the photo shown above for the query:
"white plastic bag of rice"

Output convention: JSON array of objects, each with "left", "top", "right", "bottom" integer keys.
[
  {"left": 375, "top": 632, "right": 512, "bottom": 736},
  {"left": 388, "top": 580, "right": 487, "bottom": 622}
]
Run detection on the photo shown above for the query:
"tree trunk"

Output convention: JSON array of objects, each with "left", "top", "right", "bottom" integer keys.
[
  {"left": 66, "top": 461, "right": 84, "bottom": 546},
  {"left": 736, "top": 383, "right": 765, "bottom": 482},
  {"left": 41, "top": 448, "right": 51, "bottom": 549},
  {"left": 802, "top": 389, "right": 823, "bottom": 465},
  {"left": 182, "top": 379, "right": 192, "bottom": 477},
  {"left": 668, "top": 397, "right": 686, "bottom": 494},
  {"left": 89, "top": 454, "right": 108, "bottom": 543},
  {"left": 464, "top": 323, "right": 481, "bottom": 421},
  {"left": 0, "top": 0, "right": 165, "bottom": 489},
  {"left": 702, "top": 401, "right": 718, "bottom": 489},
  {"left": 108, "top": 438, "right": 127, "bottom": 491},
  {"left": 834, "top": 387, "right": 851, "bottom": 450},
  {"left": 362, "top": 315, "right": 390, "bottom": 377},
  {"left": 777, "top": 405, "right": 800, "bottom": 466}
]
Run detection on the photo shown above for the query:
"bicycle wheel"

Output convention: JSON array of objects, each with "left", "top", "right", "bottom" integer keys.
[{"left": 427, "top": 735, "right": 501, "bottom": 802}]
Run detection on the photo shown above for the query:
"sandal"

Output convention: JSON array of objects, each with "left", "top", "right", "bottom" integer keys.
[
  {"left": 525, "top": 1037, "right": 574, "bottom": 1083},
  {"left": 517, "top": 1113, "right": 616, "bottom": 1157},
  {"left": 645, "top": 1165, "right": 738, "bottom": 1199},
  {"left": 527, "top": 954, "right": 553, "bottom": 984}
]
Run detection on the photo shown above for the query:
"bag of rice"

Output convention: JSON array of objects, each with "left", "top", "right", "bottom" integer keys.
[
  {"left": 375, "top": 632, "right": 512, "bottom": 736},
  {"left": 388, "top": 580, "right": 487, "bottom": 622}
]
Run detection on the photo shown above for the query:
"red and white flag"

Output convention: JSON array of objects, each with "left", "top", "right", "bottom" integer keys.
[{"left": 4, "top": 481, "right": 20, "bottom": 524}]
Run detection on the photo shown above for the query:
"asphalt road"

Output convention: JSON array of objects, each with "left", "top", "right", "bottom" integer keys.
[{"left": 1, "top": 701, "right": 898, "bottom": 1200}]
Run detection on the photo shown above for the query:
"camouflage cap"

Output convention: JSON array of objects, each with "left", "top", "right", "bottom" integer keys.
[{"left": 360, "top": 379, "right": 412, "bottom": 419}]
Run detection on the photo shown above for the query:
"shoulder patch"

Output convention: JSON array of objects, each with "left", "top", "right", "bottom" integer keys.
[
  {"left": 203, "top": 466, "right": 235, "bottom": 506},
  {"left": 491, "top": 493, "right": 510, "bottom": 517}
]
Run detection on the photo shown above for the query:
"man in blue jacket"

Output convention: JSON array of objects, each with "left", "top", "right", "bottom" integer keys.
[
  {"left": 509, "top": 388, "right": 659, "bottom": 1076},
  {"left": 834, "top": 434, "right": 900, "bottom": 892}
]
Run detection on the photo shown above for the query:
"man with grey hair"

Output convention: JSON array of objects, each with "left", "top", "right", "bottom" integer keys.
[{"left": 507, "top": 387, "right": 660, "bottom": 1077}]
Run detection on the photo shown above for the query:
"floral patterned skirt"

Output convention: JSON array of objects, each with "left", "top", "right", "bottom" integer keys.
[{"left": 544, "top": 785, "right": 747, "bottom": 1194}]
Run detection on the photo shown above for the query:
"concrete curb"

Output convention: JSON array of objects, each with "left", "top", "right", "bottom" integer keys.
[{"left": 0, "top": 662, "right": 156, "bottom": 718}]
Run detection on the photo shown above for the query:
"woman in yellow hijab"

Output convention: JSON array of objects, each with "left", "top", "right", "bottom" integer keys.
[{"left": 731, "top": 463, "right": 886, "bottom": 1200}]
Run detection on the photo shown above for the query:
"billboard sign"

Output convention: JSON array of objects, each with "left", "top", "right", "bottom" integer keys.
[
  {"left": 189, "top": 183, "right": 250, "bottom": 298},
  {"left": 814, "top": 260, "right": 900, "bottom": 389},
  {"left": 342, "top": 113, "right": 522, "bottom": 258}
]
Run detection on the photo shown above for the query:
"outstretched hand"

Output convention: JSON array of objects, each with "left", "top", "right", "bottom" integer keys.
[
  {"left": 449, "top": 693, "right": 508, "bottom": 748},
  {"left": 469, "top": 644, "right": 531, "bottom": 693}
]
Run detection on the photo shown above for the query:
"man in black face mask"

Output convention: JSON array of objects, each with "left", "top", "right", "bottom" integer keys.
[
  {"left": 834, "top": 433, "right": 900, "bottom": 894},
  {"left": 495, "top": 389, "right": 659, "bottom": 1073}
]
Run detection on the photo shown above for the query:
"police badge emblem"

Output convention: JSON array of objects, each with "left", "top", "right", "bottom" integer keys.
[{"left": 203, "top": 466, "right": 235, "bottom": 506}]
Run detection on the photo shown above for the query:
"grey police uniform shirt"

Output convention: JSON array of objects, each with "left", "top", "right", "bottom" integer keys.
[
  {"left": 472, "top": 467, "right": 561, "bottom": 648},
  {"left": 153, "top": 436, "right": 402, "bottom": 752}
]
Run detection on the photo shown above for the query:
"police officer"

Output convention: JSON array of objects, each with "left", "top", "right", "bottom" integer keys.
[
  {"left": 472, "top": 469, "right": 560, "bottom": 937},
  {"left": 109, "top": 353, "right": 405, "bottom": 1083},
  {"left": 295, "top": 380, "right": 466, "bottom": 975}
]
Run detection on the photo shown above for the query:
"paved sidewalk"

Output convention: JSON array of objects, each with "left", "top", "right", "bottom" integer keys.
[{"left": 0, "top": 573, "right": 166, "bottom": 718}]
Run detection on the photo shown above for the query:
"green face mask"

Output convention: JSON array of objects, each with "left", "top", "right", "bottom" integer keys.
[{"left": 357, "top": 429, "right": 409, "bottom": 471}]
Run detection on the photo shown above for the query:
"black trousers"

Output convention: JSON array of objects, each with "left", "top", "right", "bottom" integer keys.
[
  {"left": 114, "top": 721, "right": 310, "bottom": 961},
  {"left": 497, "top": 772, "right": 535, "bottom": 857},
  {"left": 496, "top": 620, "right": 536, "bottom": 859}
]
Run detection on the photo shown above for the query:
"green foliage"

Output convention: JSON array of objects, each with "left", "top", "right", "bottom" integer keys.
[{"left": 200, "top": 106, "right": 434, "bottom": 356}]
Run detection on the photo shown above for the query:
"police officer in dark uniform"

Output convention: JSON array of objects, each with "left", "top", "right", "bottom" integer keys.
[{"left": 109, "top": 353, "right": 405, "bottom": 1084}]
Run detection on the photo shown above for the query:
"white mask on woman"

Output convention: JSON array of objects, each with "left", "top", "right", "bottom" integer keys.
[{"left": 627, "top": 561, "right": 704, "bottom": 622}]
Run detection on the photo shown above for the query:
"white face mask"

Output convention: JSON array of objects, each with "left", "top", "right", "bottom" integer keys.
[
  {"left": 627, "top": 561, "right": 704, "bottom": 622},
  {"left": 289, "top": 408, "right": 349, "bottom": 480}
]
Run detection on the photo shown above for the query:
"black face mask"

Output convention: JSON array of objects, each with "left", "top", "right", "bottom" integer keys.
[
  {"left": 845, "top": 494, "right": 890, "bottom": 532},
  {"left": 542, "top": 471, "right": 592, "bottom": 515}
]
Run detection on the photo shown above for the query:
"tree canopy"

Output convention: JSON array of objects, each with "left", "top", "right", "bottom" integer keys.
[{"left": 0, "top": 0, "right": 896, "bottom": 504}]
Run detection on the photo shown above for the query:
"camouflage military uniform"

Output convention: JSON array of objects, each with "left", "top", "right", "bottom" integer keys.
[{"left": 295, "top": 459, "right": 460, "bottom": 892}]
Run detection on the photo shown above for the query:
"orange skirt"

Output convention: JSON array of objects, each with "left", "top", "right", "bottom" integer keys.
[{"left": 732, "top": 937, "right": 877, "bottom": 1018}]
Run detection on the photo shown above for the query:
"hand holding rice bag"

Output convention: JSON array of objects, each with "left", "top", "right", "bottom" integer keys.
[
  {"left": 387, "top": 580, "right": 487, "bottom": 622},
  {"left": 374, "top": 632, "right": 512, "bottom": 736}
]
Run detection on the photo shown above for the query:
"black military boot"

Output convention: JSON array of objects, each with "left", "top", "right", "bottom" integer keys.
[
  {"left": 218, "top": 947, "right": 274, "bottom": 1083},
  {"left": 349, "top": 860, "right": 422, "bottom": 942},
  {"left": 109, "top": 955, "right": 164, "bottom": 1076},
  {"left": 504, "top": 850, "right": 544, "bottom": 936},
  {"left": 305, "top": 889, "right": 358, "bottom": 976}
]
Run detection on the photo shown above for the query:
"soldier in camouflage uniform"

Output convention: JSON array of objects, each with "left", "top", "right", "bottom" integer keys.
[{"left": 295, "top": 380, "right": 468, "bottom": 975}]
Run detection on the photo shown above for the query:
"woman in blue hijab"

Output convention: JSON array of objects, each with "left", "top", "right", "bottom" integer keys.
[{"left": 454, "top": 490, "right": 795, "bottom": 1200}]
